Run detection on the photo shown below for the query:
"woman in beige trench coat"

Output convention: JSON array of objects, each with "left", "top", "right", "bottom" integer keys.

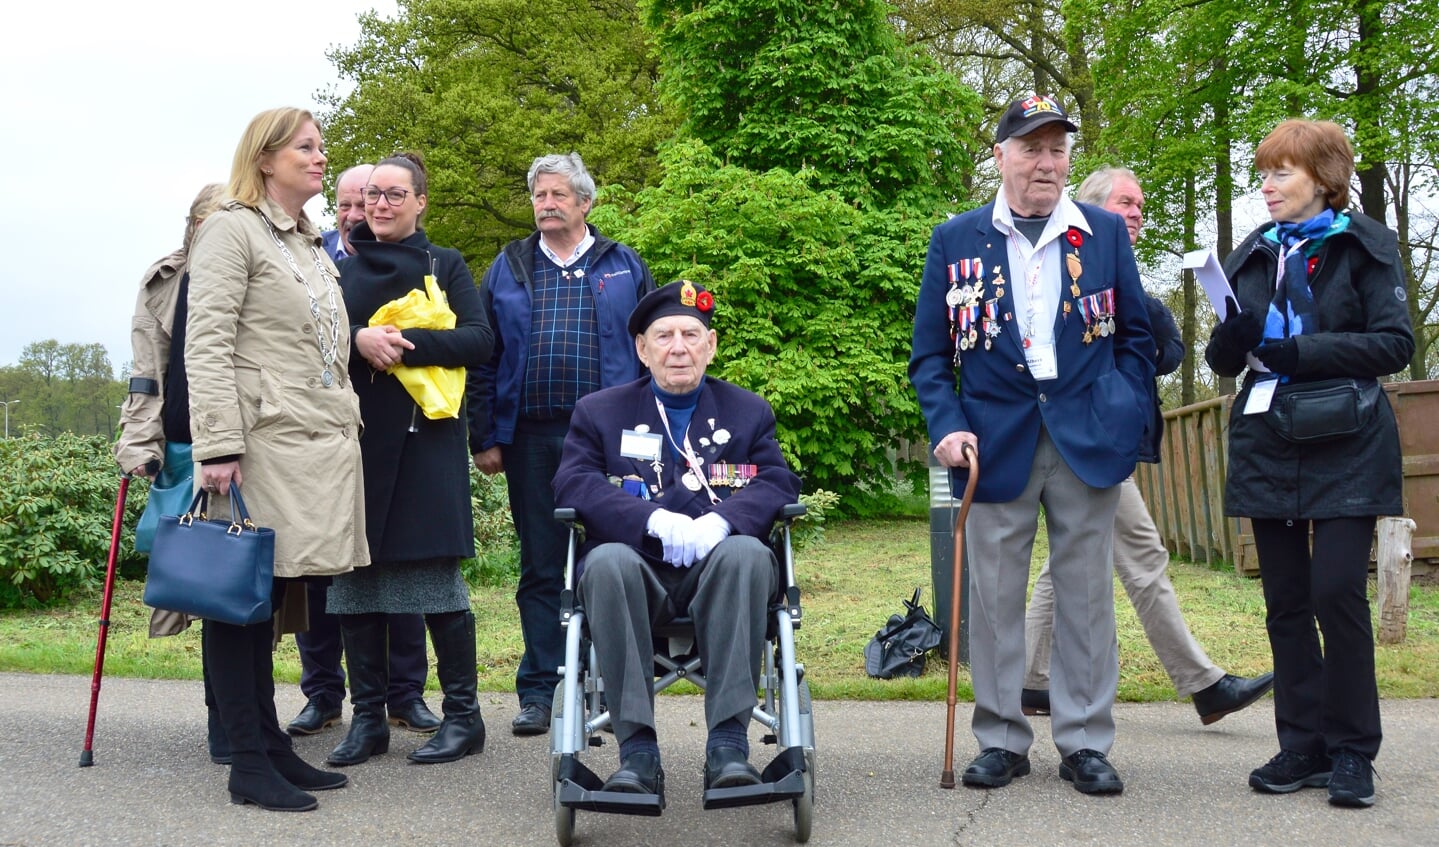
[{"left": 186, "top": 107, "right": 368, "bottom": 812}]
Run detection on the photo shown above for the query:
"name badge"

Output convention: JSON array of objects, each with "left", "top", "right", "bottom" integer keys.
[
  {"left": 620, "top": 430, "right": 664, "bottom": 461},
  {"left": 1243, "top": 377, "right": 1279, "bottom": 415},
  {"left": 1024, "top": 342, "right": 1058, "bottom": 381}
]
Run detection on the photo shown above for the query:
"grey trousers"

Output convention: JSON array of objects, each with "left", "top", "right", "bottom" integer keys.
[
  {"left": 1024, "top": 476, "right": 1223, "bottom": 697},
  {"left": 966, "top": 429, "right": 1121, "bottom": 758},
  {"left": 577, "top": 535, "right": 777, "bottom": 747}
]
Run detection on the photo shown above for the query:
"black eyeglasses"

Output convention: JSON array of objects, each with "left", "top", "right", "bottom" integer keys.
[{"left": 363, "top": 187, "right": 411, "bottom": 206}]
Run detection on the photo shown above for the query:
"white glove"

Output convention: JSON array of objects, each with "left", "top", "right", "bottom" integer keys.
[
  {"left": 646, "top": 509, "right": 695, "bottom": 567},
  {"left": 690, "top": 512, "right": 732, "bottom": 563}
]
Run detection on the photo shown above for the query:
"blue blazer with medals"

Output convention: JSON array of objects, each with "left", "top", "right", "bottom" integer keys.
[
  {"left": 909, "top": 199, "right": 1155, "bottom": 503},
  {"left": 554, "top": 375, "right": 802, "bottom": 574}
]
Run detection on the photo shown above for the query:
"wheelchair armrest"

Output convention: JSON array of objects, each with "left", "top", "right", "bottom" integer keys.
[
  {"left": 782, "top": 503, "right": 806, "bottom": 519},
  {"left": 554, "top": 507, "right": 578, "bottom": 523}
]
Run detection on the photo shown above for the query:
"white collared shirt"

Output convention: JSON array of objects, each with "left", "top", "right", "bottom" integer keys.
[
  {"left": 991, "top": 194, "right": 1093, "bottom": 347},
  {"left": 538, "top": 232, "right": 596, "bottom": 268}
]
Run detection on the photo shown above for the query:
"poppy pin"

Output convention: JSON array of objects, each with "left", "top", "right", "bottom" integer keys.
[
  {"left": 1066, "top": 228, "right": 1084, "bottom": 248},
  {"left": 696, "top": 290, "right": 714, "bottom": 312}
]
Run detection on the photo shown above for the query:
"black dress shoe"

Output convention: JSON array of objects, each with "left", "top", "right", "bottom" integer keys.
[
  {"left": 704, "top": 747, "right": 762, "bottom": 790},
  {"left": 1021, "top": 688, "right": 1051, "bottom": 716},
  {"left": 287, "top": 697, "right": 342, "bottom": 736},
  {"left": 603, "top": 752, "right": 665, "bottom": 801},
  {"left": 389, "top": 699, "right": 442, "bottom": 733},
  {"left": 961, "top": 748, "right": 1031, "bottom": 788},
  {"left": 1193, "top": 672, "right": 1275, "bottom": 725},
  {"left": 1060, "top": 749, "right": 1124, "bottom": 795},
  {"left": 511, "top": 702, "right": 551, "bottom": 737}
]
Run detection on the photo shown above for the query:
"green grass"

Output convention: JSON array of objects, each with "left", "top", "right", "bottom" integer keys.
[{"left": 3, "top": 517, "right": 1436, "bottom": 701}]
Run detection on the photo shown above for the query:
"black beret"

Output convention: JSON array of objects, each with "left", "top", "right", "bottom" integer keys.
[{"left": 627, "top": 280, "right": 715, "bottom": 336}]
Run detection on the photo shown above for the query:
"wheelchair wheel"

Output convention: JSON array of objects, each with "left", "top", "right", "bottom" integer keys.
[
  {"left": 554, "top": 782, "right": 576, "bottom": 847},
  {"left": 793, "top": 751, "right": 814, "bottom": 843}
]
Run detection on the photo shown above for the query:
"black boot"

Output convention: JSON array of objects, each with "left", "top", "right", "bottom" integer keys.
[
  {"left": 202, "top": 621, "right": 231, "bottom": 764},
  {"left": 247, "top": 622, "right": 348, "bottom": 791},
  {"left": 409, "top": 610, "right": 486, "bottom": 764},
  {"left": 207, "top": 619, "right": 316, "bottom": 812},
  {"left": 327, "top": 613, "right": 391, "bottom": 766}
]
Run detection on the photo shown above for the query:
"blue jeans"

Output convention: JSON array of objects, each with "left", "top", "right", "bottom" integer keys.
[{"left": 502, "top": 421, "right": 569, "bottom": 707}]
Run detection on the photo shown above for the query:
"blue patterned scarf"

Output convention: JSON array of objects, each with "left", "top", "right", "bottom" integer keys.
[{"left": 1262, "top": 209, "right": 1338, "bottom": 343}]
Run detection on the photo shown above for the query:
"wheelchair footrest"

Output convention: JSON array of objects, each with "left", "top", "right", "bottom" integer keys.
[
  {"left": 557, "top": 780, "right": 666, "bottom": 817},
  {"left": 555, "top": 755, "right": 665, "bottom": 817},
  {"left": 702, "top": 769, "right": 806, "bottom": 810},
  {"left": 702, "top": 747, "right": 808, "bottom": 810}
]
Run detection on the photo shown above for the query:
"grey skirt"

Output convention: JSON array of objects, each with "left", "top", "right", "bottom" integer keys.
[{"left": 326, "top": 556, "right": 469, "bottom": 615}]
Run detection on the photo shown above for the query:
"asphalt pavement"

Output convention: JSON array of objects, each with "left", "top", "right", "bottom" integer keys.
[{"left": 1, "top": 672, "right": 1435, "bottom": 846}]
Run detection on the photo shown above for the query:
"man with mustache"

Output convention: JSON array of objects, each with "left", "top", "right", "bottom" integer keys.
[
  {"left": 469, "top": 152, "right": 656, "bottom": 736},
  {"left": 910, "top": 95, "right": 1154, "bottom": 795}
]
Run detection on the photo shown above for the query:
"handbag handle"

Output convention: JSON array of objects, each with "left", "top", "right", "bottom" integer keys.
[{"left": 178, "top": 482, "right": 260, "bottom": 533}]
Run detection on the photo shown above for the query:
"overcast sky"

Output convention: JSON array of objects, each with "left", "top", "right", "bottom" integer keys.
[{"left": 0, "top": 0, "right": 396, "bottom": 373}]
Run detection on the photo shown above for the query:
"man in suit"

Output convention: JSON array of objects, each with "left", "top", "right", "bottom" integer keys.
[
  {"left": 468, "top": 152, "right": 655, "bottom": 736},
  {"left": 289, "top": 161, "right": 439, "bottom": 737},
  {"left": 1020, "top": 167, "right": 1275, "bottom": 724},
  {"left": 910, "top": 95, "right": 1154, "bottom": 795},
  {"left": 320, "top": 164, "right": 373, "bottom": 261},
  {"left": 553, "top": 280, "right": 802, "bottom": 804}
]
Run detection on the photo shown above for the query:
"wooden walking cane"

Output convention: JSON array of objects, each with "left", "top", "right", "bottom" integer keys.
[
  {"left": 939, "top": 444, "right": 978, "bottom": 788},
  {"left": 80, "top": 473, "right": 130, "bottom": 767}
]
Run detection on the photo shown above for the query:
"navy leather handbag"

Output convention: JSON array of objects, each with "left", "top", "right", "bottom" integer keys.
[{"left": 143, "top": 482, "right": 275, "bottom": 625}]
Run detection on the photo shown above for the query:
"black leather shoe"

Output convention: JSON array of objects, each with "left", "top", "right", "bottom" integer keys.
[
  {"left": 1060, "top": 749, "right": 1124, "bottom": 795},
  {"left": 1193, "top": 672, "right": 1275, "bottom": 725},
  {"left": 704, "top": 746, "right": 762, "bottom": 790},
  {"left": 603, "top": 752, "right": 665, "bottom": 801},
  {"left": 961, "top": 748, "right": 1031, "bottom": 788},
  {"left": 511, "top": 702, "right": 551, "bottom": 737},
  {"left": 287, "top": 697, "right": 342, "bottom": 736},
  {"left": 389, "top": 699, "right": 442, "bottom": 733},
  {"left": 1021, "top": 688, "right": 1051, "bottom": 716}
]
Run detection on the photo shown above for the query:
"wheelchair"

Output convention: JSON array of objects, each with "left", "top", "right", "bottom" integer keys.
[{"left": 549, "top": 504, "right": 816, "bottom": 845}]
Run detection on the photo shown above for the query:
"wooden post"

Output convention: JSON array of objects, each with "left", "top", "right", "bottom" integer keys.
[{"left": 1377, "top": 516, "right": 1417, "bottom": 644}]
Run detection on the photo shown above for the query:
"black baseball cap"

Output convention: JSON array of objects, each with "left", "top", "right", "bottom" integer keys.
[{"left": 995, "top": 94, "right": 1078, "bottom": 144}]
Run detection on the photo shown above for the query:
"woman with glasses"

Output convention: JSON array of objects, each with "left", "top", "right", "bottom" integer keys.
[
  {"left": 324, "top": 152, "right": 494, "bottom": 768},
  {"left": 1206, "top": 120, "right": 1413, "bottom": 808},
  {"left": 186, "top": 107, "right": 364, "bottom": 811}
]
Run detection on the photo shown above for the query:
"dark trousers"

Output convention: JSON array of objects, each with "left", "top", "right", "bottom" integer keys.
[
  {"left": 1252, "top": 516, "right": 1382, "bottom": 760},
  {"left": 296, "top": 578, "right": 429, "bottom": 708},
  {"left": 502, "top": 421, "right": 568, "bottom": 706}
]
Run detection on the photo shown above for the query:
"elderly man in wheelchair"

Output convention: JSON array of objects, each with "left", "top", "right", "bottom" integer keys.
[{"left": 549, "top": 280, "right": 812, "bottom": 839}]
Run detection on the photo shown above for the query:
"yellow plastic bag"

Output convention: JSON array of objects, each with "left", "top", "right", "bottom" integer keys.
[{"left": 369, "top": 274, "right": 465, "bottom": 419}]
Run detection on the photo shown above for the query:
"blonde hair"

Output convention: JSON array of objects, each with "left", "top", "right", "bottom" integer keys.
[
  {"left": 226, "top": 107, "right": 320, "bottom": 208},
  {"left": 1254, "top": 120, "right": 1354, "bottom": 211},
  {"left": 182, "top": 183, "right": 226, "bottom": 251}
]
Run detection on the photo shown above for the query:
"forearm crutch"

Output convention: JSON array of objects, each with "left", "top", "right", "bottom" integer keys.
[{"left": 80, "top": 473, "right": 130, "bottom": 767}]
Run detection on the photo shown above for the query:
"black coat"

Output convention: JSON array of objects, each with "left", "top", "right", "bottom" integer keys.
[
  {"left": 1205, "top": 211, "right": 1413, "bottom": 519},
  {"left": 341, "top": 224, "right": 494, "bottom": 560},
  {"left": 1139, "top": 294, "right": 1184, "bottom": 463}
]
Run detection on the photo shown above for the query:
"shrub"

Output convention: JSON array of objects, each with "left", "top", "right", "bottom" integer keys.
[
  {"left": 464, "top": 468, "right": 520, "bottom": 587},
  {"left": 0, "top": 433, "right": 147, "bottom": 608}
]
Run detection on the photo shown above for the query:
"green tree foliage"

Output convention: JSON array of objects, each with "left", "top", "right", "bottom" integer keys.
[
  {"left": 1, "top": 341, "right": 125, "bottom": 437},
  {"left": 592, "top": 1, "right": 982, "bottom": 507},
  {"left": 320, "top": 0, "right": 675, "bottom": 264}
]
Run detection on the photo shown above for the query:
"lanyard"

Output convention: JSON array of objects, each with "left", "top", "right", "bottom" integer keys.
[
  {"left": 1008, "top": 228, "right": 1047, "bottom": 343},
  {"left": 654, "top": 397, "right": 721, "bottom": 505}
]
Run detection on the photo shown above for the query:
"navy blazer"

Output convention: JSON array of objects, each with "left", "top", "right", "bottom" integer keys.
[
  {"left": 554, "top": 375, "right": 802, "bottom": 571},
  {"left": 909, "top": 200, "right": 1155, "bottom": 502}
]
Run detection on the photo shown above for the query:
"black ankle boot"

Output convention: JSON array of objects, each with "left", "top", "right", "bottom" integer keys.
[
  {"left": 208, "top": 618, "right": 315, "bottom": 812},
  {"left": 228, "top": 751, "right": 318, "bottom": 811},
  {"left": 409, "top": 611, "right": 485, "bottom": 764},
  {"left": 327, "top": 613, "right": 391, "bottom": 766}
]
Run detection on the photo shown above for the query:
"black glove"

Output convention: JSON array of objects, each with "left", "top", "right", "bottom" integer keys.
[
  {"left": 1209, "top": 296, "right": 1263, "bottom": 362},
  {"left": 1254, "top": 338, "right": 1298, "bottom": 375}
]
